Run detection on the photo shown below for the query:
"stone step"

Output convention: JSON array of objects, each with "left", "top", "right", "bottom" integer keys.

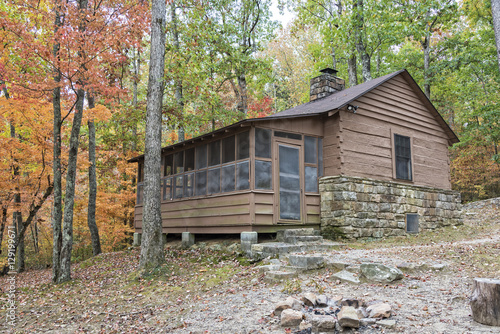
[
  {"left": 251, "top": 241, "right": 346, "bottom": 260},
  {"left": 282, "top": 235, "right": 324, "bottom": 244},
  {"left": 263, "top": 270, "right": 298, "bottom": 283},
  {"left": 288, "top": 254, "right": 325, "bottom": 270},
  {"left": 276, "top": 228, "right": 320, "bottom": 241}
]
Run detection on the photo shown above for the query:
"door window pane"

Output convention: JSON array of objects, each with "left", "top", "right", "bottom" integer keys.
[
  {"left": 280, "top": 192, "right": 301, "bottom": 220},
  {"left": 207, "top": 168, "right": 220, "bottom": 194},
  {"left": 174, "top": 151, "right": 184, "bottom": 174},
  {"left": 164, "top": 155, "right": 173, "bottom": 176},
  {"left": 163, "top": 177, "right": 172, "bottom": 200},
  {"left": 222, "top": 135, "right": 235, "bottom": 163},
  {"left": 184, "top": 173, "right": 194, "bottom": 197},
  {"left": 305, "top": 136, "right": 317, "bottom": 164},
  {"left": 221, "top": 164, "right": 235, "bottom": 193},
  {"left": 185, "top": 148, "right": 195, "bottom": 171},
  {"left": 196, "top": 144, "right": 207, "bottom": 169},
  {"left": 195, "top": 170, "right": 207, "bottom": 196},
  {"left": 236, "top": 161, "right": 249, "bottom": 190},
  {"left": 255, "top": 160, "right": 272, "bottom": 190},
  {"left": 255, "top": 128, "right": 271, "bottom": 158},
  {"left": 208, "top": 140, "right": 220, "bottom": 166},
  {"left": 173, "top": 175, "right": 183, "bottom": 199},
  {"left": 305, "top": 166, "right": 318, "bottom": 192},
  {"left": 237, "top": 131, "right": 250, "bottom": 160}
]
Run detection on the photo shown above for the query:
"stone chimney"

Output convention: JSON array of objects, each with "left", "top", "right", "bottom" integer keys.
[{"left": 310, "top": 68, "right": 345, "bottom": 102}]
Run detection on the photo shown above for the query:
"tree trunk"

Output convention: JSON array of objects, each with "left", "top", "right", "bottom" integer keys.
[
  {"left": 491, "top": 0, "right": 500, "bottom": 75},
  {"left": 347, "top": 53, "right": 358, "bottom": 87},
  {"left": 132, "top": 47, "right": 140, "bottom": 152},
  {"left": 52, "top": 0, "right": 63, "bottom": 283},
  {"left": 0, "top": 206, "right": 8, "bottom": 253},
  {"left": 171, "top": 0, "right": 184, "bottom": 142},
  {"left": 421, "top": 33, "right": 431, "bottom": 99},
  {"left": 139, "top": 0, "right": 166, "bottom": 272},
  {"left": 470, "top": 278, "right": 500, "bottom": 326},
  {"left": 237, "top": 73, "right": 248, "bottom": 115},
  {"left": 58, "top": 0, "right": 89, "bottom": 283},
  {"left": 354, "top": 0, "right": 371, "bottom": 82},
  {"left": 87, "top": 93, "right": 102, "bottom": 256}
]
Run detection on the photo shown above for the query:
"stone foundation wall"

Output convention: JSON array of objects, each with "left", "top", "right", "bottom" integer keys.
[{"left": 319, "top": 176, "right": 463, "bottom": 239}]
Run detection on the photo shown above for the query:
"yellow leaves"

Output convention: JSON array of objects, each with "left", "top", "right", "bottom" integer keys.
[{"left": 84, "top": 104, "right": 113, "bottom": 123}]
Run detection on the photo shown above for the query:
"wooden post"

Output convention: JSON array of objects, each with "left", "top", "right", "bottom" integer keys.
[{"left": 470, "top": 278, "right": 500, "bottom": 326}]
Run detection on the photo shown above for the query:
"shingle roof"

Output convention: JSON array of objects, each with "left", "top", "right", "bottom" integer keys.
[{"left": 264, "top": 70, "right": 405, "bottom": 119}]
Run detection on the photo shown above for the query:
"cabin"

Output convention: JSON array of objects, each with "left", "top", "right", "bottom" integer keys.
[{"left": 129, "top": 68, "right": 463, "bottom": 243}]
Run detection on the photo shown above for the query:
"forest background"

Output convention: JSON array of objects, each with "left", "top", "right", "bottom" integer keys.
[{"left": 0, "top": 0, "right": 498, "bottom": 274}]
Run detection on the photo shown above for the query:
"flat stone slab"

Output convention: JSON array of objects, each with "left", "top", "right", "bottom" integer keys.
[
  {"left": 264, "top": 270, "right": 298, "bottom": 283},
  {"left": 360, "top": 263, "right": 404, "bottom": 283},
  {"left": 332, "top": 270, "right": 361, "bottom": 284}
]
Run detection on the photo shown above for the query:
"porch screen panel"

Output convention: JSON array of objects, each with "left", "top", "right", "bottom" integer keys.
[
  {"left": 173, "top": 175, "right": 183, "bottom": 199},
  {"left": 185, "top": 148, "right": 195, "bottom": 171},
  {"left": 174, "top": 151, "right": 184, "bottom": 174},
  {"left": 207, "top": 168, "right": 221, "bottom": 194},
  {"left": 279, "top": 145, "right": 300, "bottom": 220},
  {"left": 221, "top": 164, "right": 235, "bottom": 193},
  {"left": 237, "top": 131, "right": 250, "bottom": 160},
  {"left": 222, "top": 136, "right": 235, "bottom": 163},
  {"left": 255, "top": 160, "right": 272, "bottom": 190},
  {"left": 163, "top": 177, "right": 172, "bottom": 200},
  {"left": 196, "top": 144, "right": 207, "bottom": 169},
  {"left": 255, "top": 128, "right": 271, "bottom": 158},
  {"left": 236, "top": 161, "right": 249, "bottom": 190},
  {"left": 164, "top": 155, "right": 173, "bottom": 176},
  {"left": 195, "top": 170, "right": 207, "bottom": 196},
  {"left": 184, "top": 173, "right": 194, "bottom": 197},
  {"left": 208, "top": 140, "right": 221, "bottom": 166}
]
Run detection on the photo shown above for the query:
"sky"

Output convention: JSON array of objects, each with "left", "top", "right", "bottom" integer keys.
[{"left": 270, "top": 1, "right": 295, "bottom": 28}]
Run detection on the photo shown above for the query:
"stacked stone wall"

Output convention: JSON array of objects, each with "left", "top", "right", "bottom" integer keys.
[{"left": 319, "top": 176, "right": 463, "bottom": 239}]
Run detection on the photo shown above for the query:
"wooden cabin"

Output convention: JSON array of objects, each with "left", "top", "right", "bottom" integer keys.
[{"left": 129, "top": 69, "right": 462, "bottom": 239}]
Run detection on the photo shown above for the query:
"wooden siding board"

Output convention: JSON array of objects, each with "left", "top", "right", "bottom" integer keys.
[
  {"left": 163, "top": 214, "right": 250, "bottom": 227},
  {"left": 255, "top": 203, "right": 273, "bottom": 215},
  {"left": 162, "top": 205, "right": 250, "bottom": 219},
  {"left": 255, "top": 214, "right": 274, "bottom": 225}
]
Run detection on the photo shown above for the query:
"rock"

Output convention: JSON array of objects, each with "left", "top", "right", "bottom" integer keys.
[
  {"left": 226, "top": 243, "right": 240, "bottom": 253},
  {"left": 311, "top": 315, "right": 336, "bottom": 331},
  {"left": 430, "top": 263, "right": 447, "bottom": 271},
  {"left": 341, "top": 298, "right": 362, "bottom": 309},
  {"left": 356, "top": 307, "right": 368, "bottom": 319},
  {"left": 360, "top": 263, "right": 404, "bottom": 283},
  {"left": 365, "top": 299, "right": 384, "bottom": 307},
  {"left": 286, "top": 296, "right": 303, "bottom": 311},
  {"left": 330, "top": 295, "right": 343, "bottom": 305},
  {"left": 376, "top": 319, "right": 396, "bottom": 328},
  {"left": 316, "top": 294, "right": 329, "bottom": 307},
  {"left": 360, "top": 318, "right": 377, "bottom": 326},
  {"left": 337, "top": 306, "right": 359, "bottom": 328},
  {"left": 280, "top": 309, "right": 303, "bottom": 327},
  {"left": 299, "top": 320, "right": 312, "bottom": 331},
  {"left": 274, "top": 297, "right": 302, "bottom": 316},
  {"left": 258, "top": 264, "right": 281, "bottom": 273},
  {"left": 289, "top": 254, "right": 325, "bottom": 270},
  {"left": 397, "top": 261, "right": 418, "bottom": 272},
  {"left": 345, "top": 264, "right": 360, "bottom": 273},
  {"left": 302, "top": 292, "right": 317, "bottom": 307},
  {"left": 332, "top": 270, "right": 360, "bottom": 284},
  {"left": 367, "top": 303, "right": 392, "bottom": 318}
]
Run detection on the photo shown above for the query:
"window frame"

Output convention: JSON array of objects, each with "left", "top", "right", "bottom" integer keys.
[{"left": 392, "top": 131, "right": 414, "bottom": 182}]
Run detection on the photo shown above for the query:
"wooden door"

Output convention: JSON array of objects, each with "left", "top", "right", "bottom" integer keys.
[{"left": 276, "top": 142, "right": 302, "bottom": 223}]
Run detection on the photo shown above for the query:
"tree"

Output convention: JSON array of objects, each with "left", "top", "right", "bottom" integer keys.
[
  {"left": 491, "top": 0, "right": 500, "bottom": 73},
  {"left": 139, "top": 0, "right": 167, "bottom": 272}
]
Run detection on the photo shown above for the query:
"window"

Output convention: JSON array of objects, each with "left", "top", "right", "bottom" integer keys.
[
  {"left": 195, "top": 170, "right": 207, "bottom": 196},
  {"left": 173, "top": 175, "right": 183, "bottom": 199},
  {"left": 163, "top": 177, "right": 172, "bottom": 201},
  {"left": 275, "top": 131, "right": 302, "bottom": 140},
  {"left": 304, "top": 136, "right": 321, "bottom": 193},
  {"left": 207, "top": 168, "right": 220, "bottom": 194},
  {"left": 394, "top": 134, "right": 412, "bottom": 181},
  {"left": 255, "top": 128, "right": 271, "bottom": 158},
  {"left": 174, "top": 151, "right": 184, "bottom": 174},
  {"left": 184, "top": 173, "right": 194, "bottom": 197}
]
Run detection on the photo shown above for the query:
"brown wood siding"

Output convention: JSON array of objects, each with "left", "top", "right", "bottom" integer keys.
[
  {"left": 258, "top": 117, "right": 324, "bottom": 136},
  {"left": 339, "top": 74, "right": 452, "bottom": 189},
  {"left": 323, "top": 114, "right": 341, "bottom": 176},
  {"left": 254, "top": 192, "right": 274, "bottom": 225}
]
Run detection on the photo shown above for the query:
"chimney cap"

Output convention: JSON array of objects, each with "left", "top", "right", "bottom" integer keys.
[{"left": 320, "top": 67, "right": 338, "bottom": 76}]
